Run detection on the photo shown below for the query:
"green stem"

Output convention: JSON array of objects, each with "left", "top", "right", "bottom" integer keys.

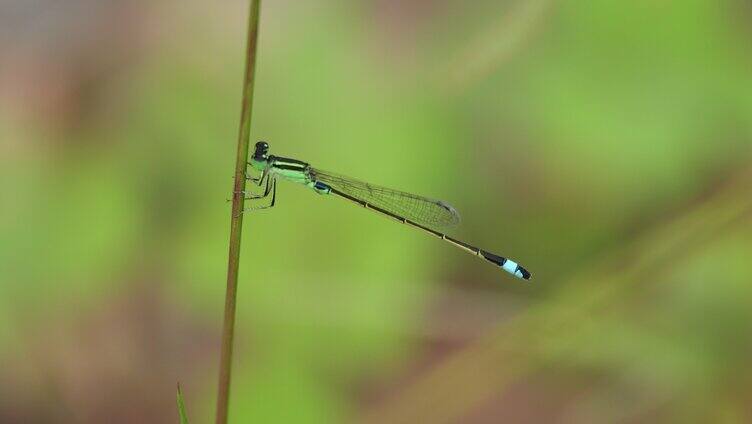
[
  {"left": 177, "top": 383, "right": 190, "bottom": 424},
  {"left": 216, "top": 1, "right": 262, "bottom": 423}
]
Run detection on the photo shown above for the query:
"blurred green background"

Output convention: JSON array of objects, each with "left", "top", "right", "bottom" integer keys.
[{"left": 1, "top": 0, "right": 752, "bottom": 422}]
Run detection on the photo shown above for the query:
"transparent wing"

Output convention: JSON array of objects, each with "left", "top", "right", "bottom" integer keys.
[{"left": 310, "top": 168, "right": 460, "bottom": 228}]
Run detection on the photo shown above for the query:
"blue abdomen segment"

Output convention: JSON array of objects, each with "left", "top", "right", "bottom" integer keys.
[
  {"left": 502, "top": 259, "right": 529, "bottom": 279},
  {"left": 312, "top": 180, "right": 332, "bottom": 194},
  {"left": 481, "top": 250, "right": 531, "bottom": 280}
]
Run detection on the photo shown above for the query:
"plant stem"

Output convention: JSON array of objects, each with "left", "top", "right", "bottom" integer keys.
[
  {"left": 216, "top": 1, "right": 261, "bottom": 423},
  {"left": 177, "top": 383, "right": 190, "bottom": 424}
]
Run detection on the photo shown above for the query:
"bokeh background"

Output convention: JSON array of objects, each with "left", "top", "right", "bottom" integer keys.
[{"left": 2, "top": 0, "right": 752, "bottom": 422}]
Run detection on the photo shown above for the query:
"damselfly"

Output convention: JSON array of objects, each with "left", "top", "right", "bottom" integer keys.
[{"left": 243, "top": 141, "right": 531, "bottom": 280}]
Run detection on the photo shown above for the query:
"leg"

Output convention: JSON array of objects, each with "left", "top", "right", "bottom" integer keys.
[
  {"left": 268, "top": 177, "right": 276, "bottom": 207},
  {"left": 234, "top": 200, "right": 273, "bottom": 218},
  {"left": 246, "top": 166, "right": 269, "bottom": 187},
  {"left": 231, "top": 174, "right": 272, "bottom": 201},
  {"left": 246, "top": 178, "right": 276, "bottom": 207},
  {"left": 238, "top": 177, "right": 276, "bottom": 215},
  {"left": 244, "top": 174, "right": 273, "bottom": 199}
]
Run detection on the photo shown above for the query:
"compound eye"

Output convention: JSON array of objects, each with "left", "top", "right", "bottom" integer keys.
[{"left": 254, "top": 141, "right": 270, "bottom": 157}]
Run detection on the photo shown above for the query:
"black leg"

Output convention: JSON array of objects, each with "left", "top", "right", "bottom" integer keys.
[
  {"left": 268, "top": 177, "right": 276, "bottom": 207},
  {"left": 256, "top": 168, "right": 270, "bottom": 187},
  {"left": 245, "top": 164, "right": 267, "bottom": 187},
  {"left": 247, "top": 175, "right": 264, "bottom": 187},
  {"left": 240, "top": 177, "right": 277, "bottom": 213},
  {"left": 234, "top": 173, "right": 273, "bottom": 200},
  {"left": 247, "top": 175, "right": 273, "bottom": 199}
]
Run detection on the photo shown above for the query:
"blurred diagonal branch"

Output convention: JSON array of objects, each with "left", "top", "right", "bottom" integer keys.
[
  {"left": 216, "top": 1, "right": 262, "bottom": 424},
  {"left": 439, "top": 0, "right": 552, "bottom": 94},
  {"left": 363, "top": 164, "right": 752, "bottom": 423}
]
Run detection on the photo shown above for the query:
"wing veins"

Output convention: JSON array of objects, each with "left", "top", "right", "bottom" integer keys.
[{"left": 311, "top": 168, "right": 460, "bottom": 228}]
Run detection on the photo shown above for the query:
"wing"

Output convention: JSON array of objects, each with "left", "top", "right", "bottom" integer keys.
[{"left": 310, "top": 168, "right": 460, "bottom": 229}]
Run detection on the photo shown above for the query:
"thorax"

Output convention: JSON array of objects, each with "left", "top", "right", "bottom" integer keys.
[{"left": 268, "top": 155, "right": 311, "bottom": 184}]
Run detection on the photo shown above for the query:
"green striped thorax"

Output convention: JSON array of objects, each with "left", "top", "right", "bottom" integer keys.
[{"left": 250, "top": 141, "right": 316, "bottom": 187}]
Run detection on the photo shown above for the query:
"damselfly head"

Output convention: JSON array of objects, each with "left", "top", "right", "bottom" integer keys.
[{"left": 253, "top": 141, "right": 270, "bottom": 160}]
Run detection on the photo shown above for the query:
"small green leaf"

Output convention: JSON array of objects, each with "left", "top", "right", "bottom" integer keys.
[{"left": 177, "top": 383, "right": 190, "bottom": 424}]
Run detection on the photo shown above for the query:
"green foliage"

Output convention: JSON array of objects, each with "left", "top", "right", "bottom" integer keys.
[{"left": 1, "top": 0, "right": 751, "bottom": 422}]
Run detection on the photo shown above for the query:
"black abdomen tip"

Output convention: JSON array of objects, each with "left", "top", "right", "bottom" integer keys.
[{"left": 518, "top": 266, "right": 532, "bottom": 280}]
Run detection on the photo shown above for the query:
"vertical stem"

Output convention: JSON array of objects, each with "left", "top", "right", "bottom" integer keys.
[{"left": 216, "top": 1, "right": 261, "bottom": 423}]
